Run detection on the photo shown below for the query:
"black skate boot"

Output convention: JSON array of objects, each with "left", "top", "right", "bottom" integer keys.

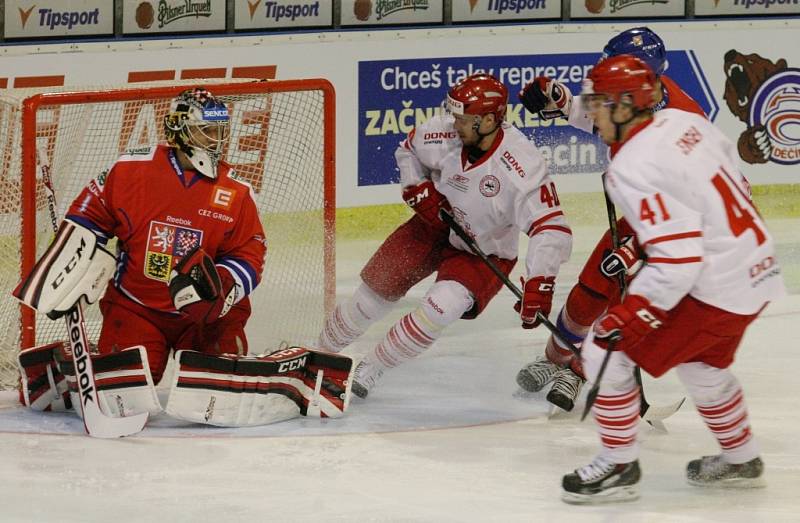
[
  {"left": 546, "top": 367, "right": 585, "bottom": 412},
  {"left": 351, "top": 359, "right": 384, "bottom": 399},
  {"left": 562, "top": 456, "right": 641, "bottom": 504},
  {"left": 515, "top": 355, "right": 559, "bottom": 393},
  {"left": 686, "top": 455, "right": 765, "bottom": 488}
]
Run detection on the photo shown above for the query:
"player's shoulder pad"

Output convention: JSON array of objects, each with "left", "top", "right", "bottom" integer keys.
[
  {"left": 646, "top": 109, "right": 709, "bottom": 157},
  {"left": 494, "top": 125, "right": 547, "bottom": 185},
  {"left": 116, "top": 145, "right": 157, "bottom": 162},
  {"left": 407, "top": 114, "right": 459, "bottom": 149},
  {"left": 220, "top": 166, "right": 257, "bottom": 202}
]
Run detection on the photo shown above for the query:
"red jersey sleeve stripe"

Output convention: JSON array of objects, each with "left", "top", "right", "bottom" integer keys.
[
  {"left": 403, "top": 128, "right": 417, "bottom": 150},
  {"left": 527, "top": 210, "right": 564, "bottom": 236},
  {"left": 530, "top": 224, "right": 572, "bottom": 237},
  {"left": 642, "top": 231, "right": 702, "bottom": 247},
  {"left": 647, "top": 256, "right": 703, "bottom": 264}
]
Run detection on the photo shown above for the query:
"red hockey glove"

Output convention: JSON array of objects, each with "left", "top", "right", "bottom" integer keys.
[
  {"left": 514, "top": 276, "right": 555, "bottom": 329},
  {"left": 600, "top": 235, "right": 644, "bottom": 278},
  {"left": 403, "top": 180, "right": 451, "bottom": 230},
  {"left": 169, "top": 246, "right": 237, "bottom": 325},
  {"left": 593, "top": 294, "right": 667, "bottom": 351},
  {"left": 518, "top": 77, "right": 572, "bottom": 120}
]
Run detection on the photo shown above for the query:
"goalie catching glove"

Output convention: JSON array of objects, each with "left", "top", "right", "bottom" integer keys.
[
  {"left": 518, "top": 77, "right": 573, "bottom": 120},
  {"left": 12, "top": 220, "right": 115, "bottom": 319},
  {"left": 169, "top": 246, "right": 237, "bottom": 324},
  {"left": 403, "top": 180, "right": 451, "bottom": 230}
]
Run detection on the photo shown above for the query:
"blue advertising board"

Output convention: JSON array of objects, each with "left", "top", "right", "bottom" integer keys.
[{"left": 357, "top": 51, "right": 717, "bottom": 186}]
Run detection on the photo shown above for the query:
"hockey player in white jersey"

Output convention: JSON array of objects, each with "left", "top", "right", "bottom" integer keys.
[
  {"left": 560, "top": 55, "right": 786, "bottom": 504},
  {"left": 317, "top": 73, "right": 572, "bottom": 398},
  {"left": 516, "top": 27, "right": 709, "bottom": 412}
]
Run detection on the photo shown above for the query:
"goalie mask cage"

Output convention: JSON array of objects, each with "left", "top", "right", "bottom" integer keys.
[{"left": 0, "top": 78, "right": 335, "bottom": 391}]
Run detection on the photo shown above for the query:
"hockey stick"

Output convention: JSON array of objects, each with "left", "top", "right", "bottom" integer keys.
[
  {"left": 440, "top": 210, "right": 581, "bottom": 358},
  {"left": 40, "top": 161, "right": 147, "bottom": 438},
  {"left": 441, "top": 209, "right": 683, "bottom": 425},
  {"left": 581, "top": 177, "right": 685, "bottom": 426}
]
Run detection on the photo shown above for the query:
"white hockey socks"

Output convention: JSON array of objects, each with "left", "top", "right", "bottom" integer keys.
[
  {"left": 582, "top": 340, "right": 641, "bottom": 464},
  {"left": 317, "top": 282, "right": 394, "bottom": 352},
  {"left": 367, "top": 280, "right": 472, "bottom": 370},
  {"left": 677, "top": 363, "right": 759, "bottom": 464},
  {"left": 591, "top": 387, "right": 641, "bottom": 464}
]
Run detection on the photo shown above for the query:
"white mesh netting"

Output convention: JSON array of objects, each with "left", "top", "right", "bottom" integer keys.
[{"left": 0, "top": 79, "right": 334, "bottom": 390}]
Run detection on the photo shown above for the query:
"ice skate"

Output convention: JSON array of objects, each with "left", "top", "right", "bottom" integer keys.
[
  {"left": 516, "top": 356, "right": 559, "bottom": 393},
  {"left": 546, "top": 368, "right": 585, "bottom": 412},
  {"left": 562, "top": 456, "right": 641, "bottom": 504},
  {"left": 351, "top": 359, "right": 384, "bottom": 399},
  {"left": 686, "top": 455, "right": 765, "bottom": 488}
]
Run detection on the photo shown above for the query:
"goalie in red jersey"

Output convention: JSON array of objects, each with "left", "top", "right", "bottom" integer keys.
[
  {"left": 515, "top": 27, "right": 711, "bottom": 412},
  {"left": 12, "top": 87, "right": 343, "bottom": 426}
]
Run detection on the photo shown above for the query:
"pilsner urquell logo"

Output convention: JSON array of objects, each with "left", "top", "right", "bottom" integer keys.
[
  {"left": 375, "top": 0, "right": 429, "bottom": 21},
  {"left": 158, "top": 0, "right": 212, "bottom": 28}
]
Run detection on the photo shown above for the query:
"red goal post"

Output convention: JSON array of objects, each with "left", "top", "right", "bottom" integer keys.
[{"left": 2, "top": 78, "right": 335, "bottom": 390}]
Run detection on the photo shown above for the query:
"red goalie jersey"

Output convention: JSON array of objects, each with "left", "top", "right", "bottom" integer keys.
[{"left": 66, "top": 144, "right": 266, "bottom": 313}]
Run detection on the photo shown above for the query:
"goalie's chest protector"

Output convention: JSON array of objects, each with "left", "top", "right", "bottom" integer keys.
[{"left": 103, "top": 146, "right": 245, "bottom": 310}]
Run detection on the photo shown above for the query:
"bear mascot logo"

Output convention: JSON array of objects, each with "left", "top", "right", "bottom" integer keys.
[{"left": 723, "top": 50, "right": 800, "bottom": 165}]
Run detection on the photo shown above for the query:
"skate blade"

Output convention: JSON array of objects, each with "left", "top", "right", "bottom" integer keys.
[
  {"left": 647, "top": 419, "right": 668, "bottom": 433},
  {"left": 547, "top": 404, "right": 561, "bottom": 419},
  {"left": 561, "top": 485, "right": 640, "bottom": 505},
  {"left": 687, "top": 476, "right": 767, "bottom": 489}
]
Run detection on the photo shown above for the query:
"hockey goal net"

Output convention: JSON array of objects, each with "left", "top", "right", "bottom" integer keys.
[{"left": 0, "top": 78, "right": 335, "bottom": 390}]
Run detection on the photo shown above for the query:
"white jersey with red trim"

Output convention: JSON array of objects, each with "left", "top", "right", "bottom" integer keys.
[
  {"left": 605, "top": 108, "right": 786, "bottom": 314},
  {"left": 396, "top": 114, "right": 572, "bottom": 278}
]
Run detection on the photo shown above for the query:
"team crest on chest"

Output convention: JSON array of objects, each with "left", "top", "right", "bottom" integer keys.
[
  {"left": 144, "top": 220, "right": 203, "bottom": 281},
  {"left": 479, "top": 175, "right": 501, "bottom": 197}
]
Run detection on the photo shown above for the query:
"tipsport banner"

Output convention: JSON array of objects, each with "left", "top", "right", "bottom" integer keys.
[{"left": 357, "top": 52, "right": 717, "bottom": 186}]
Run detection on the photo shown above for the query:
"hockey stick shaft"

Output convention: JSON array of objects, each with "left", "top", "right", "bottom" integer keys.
[
  {"left": 600, "top": 182, "right": 653, "bottom": 417},
  {"left": 598, "top": 176, "right": 684, "bottom": 426},
  {"left": 40, "top": 161, "right": 147, "bottom": 437},
  {"left": 440, "top": 210, "right": 581, "bottom": 358},
  {"left": 580, "top": 338, "right": 615, "bottom": 422}
]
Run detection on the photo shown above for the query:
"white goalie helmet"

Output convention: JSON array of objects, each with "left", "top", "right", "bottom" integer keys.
[{"left": 164, "top": 87, "right": 231, "bottom": 179}]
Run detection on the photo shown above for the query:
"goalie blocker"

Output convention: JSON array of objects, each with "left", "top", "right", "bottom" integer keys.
[
  {"left": 18, "top": 342, "right": 354, "bottom": 427},
  {"left": 12, "top": 219, "right": 115, "bottom": 319}
]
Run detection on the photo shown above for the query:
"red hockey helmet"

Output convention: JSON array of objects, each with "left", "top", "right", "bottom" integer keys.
[
  {"left": 445, "top": 73, "right": 508, "bottom": 122},
  {"left": 583, "top": 54, "right": 657, "bottom": 111}
]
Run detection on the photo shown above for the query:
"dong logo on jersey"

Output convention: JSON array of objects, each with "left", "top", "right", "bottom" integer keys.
[
  {"left": 500, "top": 150, "right": 526, "bottom": 177},
  {"left": 144, "top": 221, "right": 203, "bottom": 281}
]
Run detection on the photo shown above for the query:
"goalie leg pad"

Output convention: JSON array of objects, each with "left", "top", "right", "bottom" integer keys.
[
  {"left": 12, "top": 219, "right": 115, "bottom": 319},
  {"left": 60, "top": 345, "right": 162, "bottom": 419},
  {"left": 165, "top": 347, "right": 354, "bottom": 427},
  {"left": 18, "top": 341, "right": 71, "bottom": 411}
]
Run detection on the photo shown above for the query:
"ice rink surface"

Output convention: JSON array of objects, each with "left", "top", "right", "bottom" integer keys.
[{"left": 0, "top": 223, "right": 798, "bottom": 523}]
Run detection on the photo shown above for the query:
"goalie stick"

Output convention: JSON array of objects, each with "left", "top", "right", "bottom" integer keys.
[
  {"left": 39, "top": 160, "right": 147, "bottom": 438},
  {"left": 580, "top": 177, "right": 684, "bottom": 427},
  {"left": 440, "top": 209, "right": 682, "bottom": 425}
]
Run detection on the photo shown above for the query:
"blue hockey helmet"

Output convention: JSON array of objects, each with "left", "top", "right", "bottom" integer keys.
[{"left": 601, "top": 27, "right": 668, "bottom": 77}]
